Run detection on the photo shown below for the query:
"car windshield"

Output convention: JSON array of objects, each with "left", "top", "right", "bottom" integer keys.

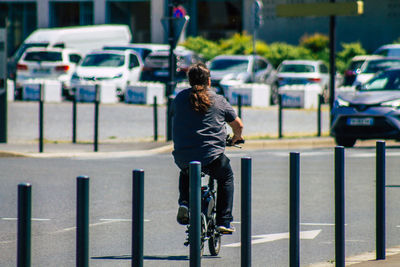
[
  {"left": 209, "top": 59, "right": 249, "bottom": 72},
  {"left": 375, "top": 48, "right": 400, "bottom": 57},
  {"left": 361, "top": 70, "right": 400, "bottom": 91},
  {"left": 81, "top": 54, "right": 125, "bottom": 67},
  {"left": 279, "top": 64, "right": 315, "bottom": 73},
  {"left": 362, "top": 59, "right": 400, "bottom": 73},
  {"left": 24, "top": 51, "right": 62, "bottom": 62},
  {"left": 348, "top": 60, "right": 364, "bottom": 71}
]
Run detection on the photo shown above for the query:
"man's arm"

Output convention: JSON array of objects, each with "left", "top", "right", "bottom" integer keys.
[{"left": 228, "top": 117, "right": 244, "bottom": 144}]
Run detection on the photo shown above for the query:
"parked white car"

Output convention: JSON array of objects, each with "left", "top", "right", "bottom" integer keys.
[
  {"left": 352, "top": 57, "right": 400, "bottom": 86},
  {"left": 277, "top": 60, "right": 330, "bottom": 102},
  {"left": 71, "top": 50, "right": 143, "bottom": 100},
  {"left": 373, "top": 44, "right": 400, "bottom": 58},
  {"left": 16, "top": 47, "right": 82, "bottom": 98}
]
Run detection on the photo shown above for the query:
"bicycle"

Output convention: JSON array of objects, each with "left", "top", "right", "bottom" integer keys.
[{"left": 183, "top": 135, "right": 244, "bottom": 256}]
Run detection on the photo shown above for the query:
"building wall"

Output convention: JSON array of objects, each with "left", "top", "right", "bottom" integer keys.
[
  {"left": 254, "top": 0, "right": 400, "bottom": 52},
  {"left": 1, "top": 0, "right": 400, "bottom": 56}
]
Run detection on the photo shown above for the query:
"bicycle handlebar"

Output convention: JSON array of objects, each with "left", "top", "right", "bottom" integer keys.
[{"left": 226, "top": 135, "right": 245, "bottom": 148}]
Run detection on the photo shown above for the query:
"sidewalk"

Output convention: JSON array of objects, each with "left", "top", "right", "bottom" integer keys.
[{"left": 0, "top": 137, "right": 338, "bottom": 158}]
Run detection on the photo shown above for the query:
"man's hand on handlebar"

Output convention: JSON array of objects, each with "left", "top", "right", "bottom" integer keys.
[{"left": 226, "top": 135, "right": 245, "bottom": 148}]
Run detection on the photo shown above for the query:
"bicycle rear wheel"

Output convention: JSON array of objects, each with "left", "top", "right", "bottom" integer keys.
[{"left": 208, "top": 213, "right": 221, "bottom": 256}]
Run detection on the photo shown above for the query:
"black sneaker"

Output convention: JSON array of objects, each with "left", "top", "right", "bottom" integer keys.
[
  {"left": 217, "top": 224, "right": 235, "bottom": 234},
  {"left": 177, "top": 205, "right": 189, "bottom": 225}
]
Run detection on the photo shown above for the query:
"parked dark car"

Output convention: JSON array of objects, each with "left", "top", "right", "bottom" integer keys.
[
  {"left": 331, "top": 68, "right": 400, "bottom": 147},
  {"left": 140, "top": 49, "right": 203, "bottom": 83}
]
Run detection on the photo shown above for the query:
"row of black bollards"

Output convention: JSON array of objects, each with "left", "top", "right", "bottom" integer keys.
[{"left": 15, "top": 142, "right": 388, "bottom": 266}]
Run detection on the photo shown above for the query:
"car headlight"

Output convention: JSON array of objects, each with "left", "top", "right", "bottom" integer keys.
[
  {"left": 381, "top": 99, "right": 400, "bottom": 108},
  {"left": 336, "top": 98, "right": 350, "bottom": 107},
  {"left": 113, "top": 73, "right": 123, "bottom": 79}
]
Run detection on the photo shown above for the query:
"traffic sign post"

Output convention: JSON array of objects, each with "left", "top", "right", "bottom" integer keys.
[
  {"left": 0, "top": 27, "right": 7, "bottom": 143},
  {"left": 161, "top": 1, "right": 189, "bottom": 141}
]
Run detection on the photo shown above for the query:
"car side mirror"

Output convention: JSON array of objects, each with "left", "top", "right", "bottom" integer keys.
[{"left": 355, "top": 84, "right": 362, "bottom": 90}]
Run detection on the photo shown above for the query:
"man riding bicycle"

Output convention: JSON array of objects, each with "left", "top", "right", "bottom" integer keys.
[{"left": 172, "top": 63, "right": 244, "bottom": 233}]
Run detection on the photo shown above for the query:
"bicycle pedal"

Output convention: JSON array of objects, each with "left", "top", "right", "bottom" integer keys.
[{"left": 219, "top": 231, "right": 233, "bottom": 235}]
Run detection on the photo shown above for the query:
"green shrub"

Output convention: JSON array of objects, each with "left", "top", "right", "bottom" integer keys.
[
  {"left": 336, "top": 42, "right": 366, "bottom": 73},
  {"left": 262, "top": 42, "right": 313, "bottom": 68},
  {"left": 300, "top": 33, "right": 329, "bottom": 54},
  {"left": 218, "top": 32, "right": 253, "bottom": 55},
  {"left": 392, "top": 37, "right": 400, "bottom": 44},
  {"left": 180, "top": 36, "right": 221, "bottom": 61}
]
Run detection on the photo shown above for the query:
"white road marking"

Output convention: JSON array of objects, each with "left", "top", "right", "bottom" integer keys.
[
  {"left": 301, "top": 223, "right": 348, "bottom": 226},
  {"left": 100, "top": 218, "right": 150, "bottom": 222},
  {"left": 1, "top": 218, "right": 51, "bottom": 221},
  {"left": 223, "top": 229, "right": 321, "bottom": 247}
]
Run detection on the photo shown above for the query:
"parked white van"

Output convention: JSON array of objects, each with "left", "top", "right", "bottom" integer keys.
[{"left": 8, "top": 24, "right": 132, "bottom": 79}]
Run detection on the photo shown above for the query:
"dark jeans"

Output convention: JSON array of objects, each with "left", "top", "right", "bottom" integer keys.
[{"left": 178, "top": 154, "right": 234, "bottom": 226}]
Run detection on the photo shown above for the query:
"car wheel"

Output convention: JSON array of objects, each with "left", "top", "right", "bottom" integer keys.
[
  {"left": 270, "top": 83, "right": 279, "bottom": 105},
  {"left": 335, "top": 137, "right": 356, "bottom": 147}
]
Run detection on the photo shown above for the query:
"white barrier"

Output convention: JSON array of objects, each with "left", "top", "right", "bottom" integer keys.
[
  {"left": 75, "top": 83, "right": 119, "bottom": 103},
  {"left": 222, "top": 82, "right": 271, "bottom": 107},
  {"left": 125, "top": 82, "right": 165, "bottom": 104},
  {"left": 279, "top": 84, "right": 322, "bottom": 109},
  {"left": 22, "top": 80, "right": 62, "bottom": 102},
  {"left": 7, "top": 80, "right": 14, "bottom": 101}
]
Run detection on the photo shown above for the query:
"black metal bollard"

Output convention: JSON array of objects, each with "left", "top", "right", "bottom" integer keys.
[
  {"left": 238, "top": 94, "right": 242, "bottom": 120},
  {"left": 290, "top": 152, "right": 300, "bottom": 267},
  {"left": 132, "top": 169, "right": 144, "bottom": 267},
  {"left": 335, "top": 146, "right": 345, "bottom": 267},
  {"left": 153, "top": 96, "right": 158, "bottom": 141},
  {"left": 94, "top": 85, "right": 100, "bottom": 152},
  {"left": 278, "top": 94, "right": 283, "bottom": 138},
  {"left": 17, "top": 183, "right": 32, "bottom": 267},
  {"left": 166, "top": 95, "right": 173, "bottom": 141},
  {"left": 376, "top": 141, "right": 386, "bottom": 260},
  {"left": 189, "top": 161, "right": 201, "bottom": 267},
  {"left": 241, "top": 157, "right": 252, "bottom": 267},
  {"left": 72, "top": 89, "right": 77, "bottom": 144},
  {"left": 317, "top": 94, "right": 322, "bottom": 137},
  {"left": 39, "top": 84, "right": 44, "bottom": 153},
  {"left": 77, "top": 176, "right": 89, "bottom": 267}
]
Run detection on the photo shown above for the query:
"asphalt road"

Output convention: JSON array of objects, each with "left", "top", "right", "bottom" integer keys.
[
  {"left": 2, "top": 147, "right": 400, "bottom": 266},
  {"left": 7, "top": 101, "right": 331, "bottom": 142}
]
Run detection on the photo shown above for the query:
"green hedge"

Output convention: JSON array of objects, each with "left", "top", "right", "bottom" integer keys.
[{"left": 180, "top": 32, "right": 367, "bottom": 73}]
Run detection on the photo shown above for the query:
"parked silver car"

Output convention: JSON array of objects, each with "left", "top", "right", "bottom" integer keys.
[{"left": 207, "top": 55, "right": 279, "bottom": 104}]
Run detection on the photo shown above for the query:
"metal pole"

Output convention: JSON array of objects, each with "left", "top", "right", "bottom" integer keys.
[
  {"left": 94, "top": 84, "right": 100, "bottom": 152},
  {"left": 189, "top": 161, "right": 201, "bottom": 267},
  {"left": 39, "top": 83, "right": 44, "bottom": 153},
  {"left": 238, "top": 94, "right": 242, "bottom": 120},
  {"left": 290, "top": 152, "right": 300, "bottom": 267},
  {"left": 153, "top": 96, "right": 158, "bottom": 141},
  {"left": 17, "top": 183, "right": 32, "bottom": 267},
  {"left": 166, "top": 95, "right": 173, "bottom": 141},
  {"left": 329, "top": 0, "right": 337, "bottom": 125},
  {"left": 317, "top": 94, "right": 322, "bottom": 137},
  {"left": 72, "top": 90, "right": 77, "bottom": 143},
  {"left": 376, "top": 141, "right": 386, "bottom": 260},
  {"left": 335, "top": 146, "right": 345, "bottom": 267},
  {"left": 132, "top": 169, "right": 144, "bottom": 267},
  {"left": 77, "top": 176, "right": 89, "bottom": 267},
  {"left": 278, "top": 94, "right": 283, "bottom": 138},
  {"left": 241, "top": 157, "right": 252, "bottom": 267}
]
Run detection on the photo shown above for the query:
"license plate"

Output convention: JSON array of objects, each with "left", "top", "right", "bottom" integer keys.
[
  {"left": 155, "top": 70, "right": 169, "bottom": 77},
  {"left": 347, "top": 117, "right": 374, "bottom": 126},
  {"left": 33, "top": 68, "right": 51, "bottom": 74}
]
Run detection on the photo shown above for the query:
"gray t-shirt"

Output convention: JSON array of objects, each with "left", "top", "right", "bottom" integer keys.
[{"left": 172, "top": 88, "right": 237, "bottom": 169}]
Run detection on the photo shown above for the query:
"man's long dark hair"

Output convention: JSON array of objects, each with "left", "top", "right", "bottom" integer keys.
[{"left": 188, "top": 63, "right": 212, "bottom": 113}]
